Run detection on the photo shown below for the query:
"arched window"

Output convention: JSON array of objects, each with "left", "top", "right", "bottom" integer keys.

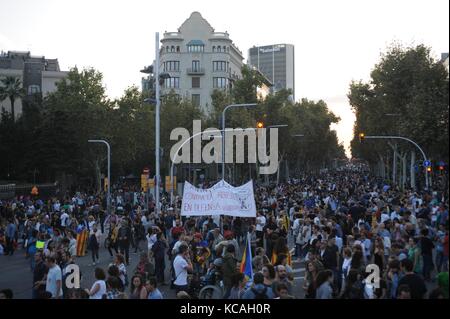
[
  {"left": 171, "top": 46, "right": 175, "bottom": 52},
  {"left": 212, "top": 46, "right": 216, "bottom": 52},
  {"left": 176, "top": 46, "right": 180, "bottom": 52},
  {"left": 166, "top": 46, "right": 169, "bottom": 52},
  {"left": 217, "top": 46, "right": 221, "bottom": 52},
  {"left": 223, "top": 46, "right": 226, "bottom": 52}
]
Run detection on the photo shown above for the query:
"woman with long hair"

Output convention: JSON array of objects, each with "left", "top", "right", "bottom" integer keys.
[
  {"left": 315, "top": 270, "right": 334, "bottom": 299},
  {"left": 261, "top": 264, "right": 276, "bottom": 288},
  {"left": 129, "top": 275, "right": 148, "bottom": 299},
  {"left": 303, "top": 260, "right": 322, "bottom": 299},
  {"left": 407, "top": 237, "right": 423, "bottom": 274},
  {"left": 339, "top": 269, "right": 363, "bottom": 299}
]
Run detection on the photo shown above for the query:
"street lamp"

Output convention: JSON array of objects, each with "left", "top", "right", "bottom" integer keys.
[
  {"left": 88, "top": 139, "right": 111, "bottom": 214},
  {"left": 221, "top": 103, "right": 258, "bottom": 180},
  {"left": 170, "top": 129, "right": 239, "bottom": 206}
]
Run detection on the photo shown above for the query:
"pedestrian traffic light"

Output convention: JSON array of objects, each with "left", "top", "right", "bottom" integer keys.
[
  {"left": 359, "top": 133, "right": 365, "bottom": 143},
  {"left": 256, "top": 121, "right": 264, "bottom": 129}
]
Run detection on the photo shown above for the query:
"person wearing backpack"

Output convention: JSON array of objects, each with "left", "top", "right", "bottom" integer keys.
[{"left": 242, "top": 272, "right": 274, "bottom": 299}]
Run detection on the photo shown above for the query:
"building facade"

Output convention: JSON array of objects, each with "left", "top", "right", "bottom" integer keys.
[
  {"left": 0, "top": 51, "right": 67, "bottom": 119},
  {"left": 149, "top": 12, "right": 244, "bottom": 113},
  {"left": 248, "top": 44, "right": 295, "bottom": 100}
]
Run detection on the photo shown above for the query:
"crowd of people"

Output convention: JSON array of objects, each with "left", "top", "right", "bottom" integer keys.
[{"left": 0, "top": 169, "right": 448, "bottom": 299}]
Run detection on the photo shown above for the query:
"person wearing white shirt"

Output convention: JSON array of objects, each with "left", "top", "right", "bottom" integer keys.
[
  {"left": 60, "top": 211, "right": 69, "bottom": 228},
  {"left": 380, "top": 211, "right": 390, "bottom": 224},
  {"left": 255, "top": 212, "right": 266, "bottom": 247},
  {"left": 45, "top": 257, "right": 63, "bottom": 298},
  {"left": 172, "top": 245, "right": 193, "bottom": 293},
  {"left": 85, "top": 268, "right": 107, "bottom": 299}
]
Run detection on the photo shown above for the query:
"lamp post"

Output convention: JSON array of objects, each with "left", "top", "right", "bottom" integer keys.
[
  {"left": 221, "top": 103, "right": 258, "bottom": 180},
  {"left": 88, "top": 139, "right": 111, "bottom": 214}
]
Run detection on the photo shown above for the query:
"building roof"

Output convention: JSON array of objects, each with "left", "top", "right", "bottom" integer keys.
[{"left": 187, "top": 40, "right": 205, "bottom": 46}]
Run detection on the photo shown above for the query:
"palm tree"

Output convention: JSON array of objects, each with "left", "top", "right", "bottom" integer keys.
[{"left": 0, "top": 76, "right": 26, "bottom": 121}]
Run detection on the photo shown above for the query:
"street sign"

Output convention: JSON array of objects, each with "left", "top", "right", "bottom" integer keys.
[
  {"left": 141, "top": 174, "right": 149, "bottom": 192},
  {"left": 165, "top": 176, "right": 176, "bottom": 191},
  {"left": 148, "top": 178, "right": 155, "bottom": 189},
  {"left": 423, "top": 160, "right": 431, "bottom": 167}
]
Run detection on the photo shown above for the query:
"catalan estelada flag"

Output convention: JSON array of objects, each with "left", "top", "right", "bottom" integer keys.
[{"left": 240, "top": 233, "right": 253, "bottom": 281}]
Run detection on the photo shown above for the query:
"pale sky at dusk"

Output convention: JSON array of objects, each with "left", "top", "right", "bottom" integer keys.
[{"left": 1, "top": 0, "right": 449, "bottom": 156}]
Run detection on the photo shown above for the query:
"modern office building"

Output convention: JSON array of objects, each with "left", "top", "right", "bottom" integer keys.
[
  {"left": 143, "top": 12, "right": 245, "bottom": 113},
  {"left": 248, "top": 44, "right": 295, "bottom": 100},
  {"left": 0, "top": 51, "right": 67, "bottom": 118}
]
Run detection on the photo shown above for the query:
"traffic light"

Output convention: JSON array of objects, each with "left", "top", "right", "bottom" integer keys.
[
  {"left": 439, "top": 166, "right": 444, "bottom": 171},
  {"left": 256, "top": 121, "right": 264, "bottom": 129},
  {"left": 426, "top": 166, "right": 432, "bottom": 173},
  {"left": 358, "top": 133, "right": 365, "bottom": 143}
]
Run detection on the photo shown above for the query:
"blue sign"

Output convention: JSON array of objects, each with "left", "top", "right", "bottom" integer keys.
[
  {"left": 423, "top": 160, "right": 431, "bottom": 167},
  {"left": 438, "top": 161, "right": 445, "bottom": 166}
]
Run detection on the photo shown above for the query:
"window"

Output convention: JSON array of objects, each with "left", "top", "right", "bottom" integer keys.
[
  {"left": 27, "top": 85, "right": 41, "bottom": 94},
  {"left": 192, "top": 60, "right": 200, "bottom": 71},
  {"left": 187, "top": 45, "right": 204, "bottom": 52},
  {"left": 213, "top": 61, "right": 227, "bottom": 71},
  {"left": 212, "top": 46, "right": 216, "bottom": 52},
  {"left": 166, "top": 46, "right": 169, "bottom": 52},
  {"left": 192, "top": 77, "right": 200, "bottom": 88},
  {"left": 223, "top": 46, "right": 226, "bottom": 52},
  {"left": 217, "top": 46, "right": 221, "bottom": 52},
  {"left": 213, "top": 77, "right": 228, "bottom": 88},
  {"left": 164, "top": 77, "right": 179, "bottom": 88},
  {"left": 164, "top": 61, "right": 180, "bottom": 71},
  {"left": 176, "top": 46, "right": 180, "bottom": 52},
  {"left": 192, "top": 94, "right": 200, "bottom": 107}
]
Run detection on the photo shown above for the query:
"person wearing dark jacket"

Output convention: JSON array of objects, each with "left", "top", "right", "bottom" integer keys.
[
  {"left": 221, "top": 244, "right": 238, "bottom": 299},
  {"left": 118, "top": 220, "right": 132, "bottom": 265},
  {"left": 152, "top": 232, "right": 167, "bottom": 284}
]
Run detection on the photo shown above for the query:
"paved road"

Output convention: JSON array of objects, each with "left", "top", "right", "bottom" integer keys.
[{"left": 0, "top": 235, "right": 306, "bottom": 299}]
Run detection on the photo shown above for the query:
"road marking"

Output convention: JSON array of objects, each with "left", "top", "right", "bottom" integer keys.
[{"left": 292, "top": 268, "right": 305, "bottom": 273}]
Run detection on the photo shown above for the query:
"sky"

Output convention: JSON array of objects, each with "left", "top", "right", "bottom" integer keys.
[{"left": 1, "top": 0, "right": 449, "bottom": 156}]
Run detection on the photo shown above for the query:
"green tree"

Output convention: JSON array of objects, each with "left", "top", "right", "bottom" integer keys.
[
  {"left": 0, "top": 76, "right": 26, "bottom": 121},
  {"left": 349, "top": 44, "right": 449, "bottom": 187}
]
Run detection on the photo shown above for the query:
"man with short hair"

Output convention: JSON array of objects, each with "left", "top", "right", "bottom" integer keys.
[
  {"left": 172, "top": 244, "right": 193, "bottom": 293},
  {"left": 32, "top": 251, "right": 48, "bottom": 299},
  {"left": 397, "top": 259, "right": 427, "bottom": 299},
  {"left": 5, "top": 219, "right": 16, "bottom": 256},
  {"left": 242, "top": 272, "right": 274, "bottom": 299},
  {"left": 273, "top": 265, "right": 293, "bottom": 296},
  {"left": 146, "top": 277, "right": 163, "bottom": 299},
  {"left": 45, "top": 256, "right": 63, "bottom": 299}
]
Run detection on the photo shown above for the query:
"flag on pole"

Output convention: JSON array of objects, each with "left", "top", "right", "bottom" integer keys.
[{"left": 240, "top": 233, "right": 253, "bottom": 281}]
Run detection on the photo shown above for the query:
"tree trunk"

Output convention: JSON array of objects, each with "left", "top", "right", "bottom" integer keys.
[
  {"left": 410, "top": 151, "right": 416, "bottom": 190},
  {"left": 285, "top": 159, "right": 290, "bottom": 181},
  {"left": 401, "top": 153, "right": 407, "bottom": 190},
  {"left": 10, "top": 97, "right": 15, "bottom": 121}
]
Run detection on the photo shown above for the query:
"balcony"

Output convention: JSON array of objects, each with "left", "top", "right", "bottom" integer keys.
[
  {"left": 187, "top": 68, "right": 205, "bottom": 75},
  {"left": 162, "top": 32, "right": 184, "bottom": 41}
]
